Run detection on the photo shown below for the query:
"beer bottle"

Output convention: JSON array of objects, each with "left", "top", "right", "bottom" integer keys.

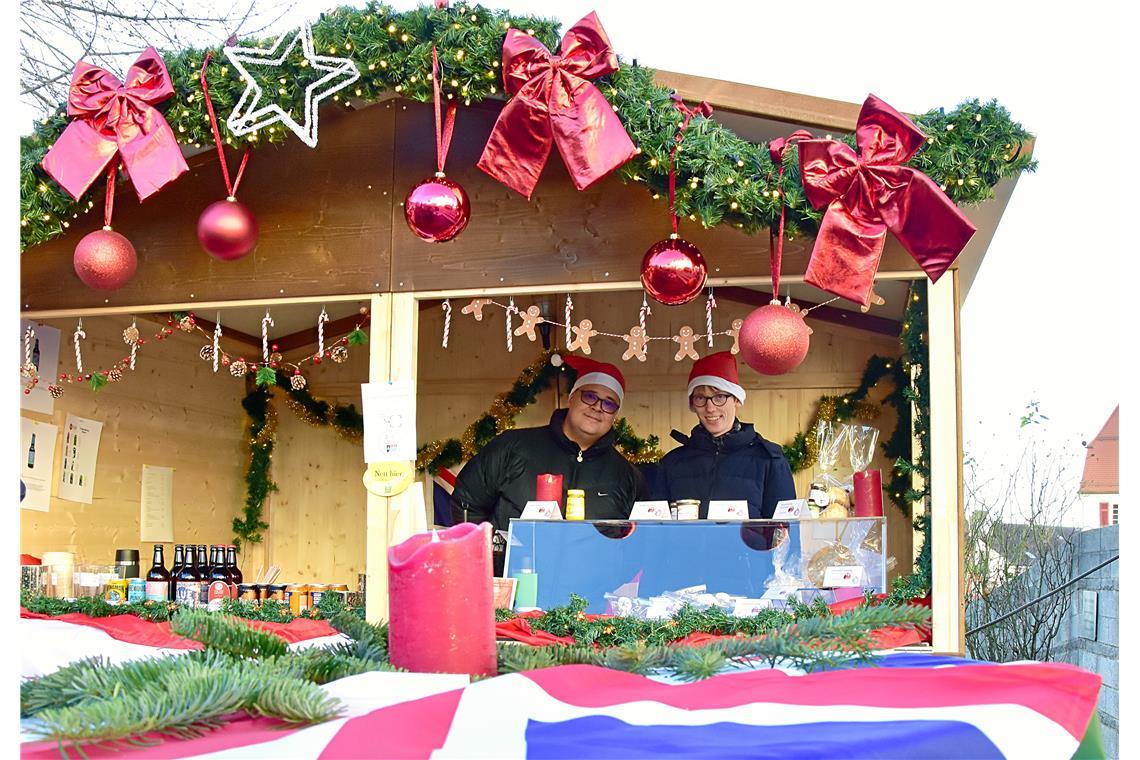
[
  {"left": 207, "top": 546, "right": 230, "bottom": 611},
  {"left": 169, "top": 545, "right": 184, "bottom": 601},
  {"left": 174, "top": 545, "right": 200, "bottom": 608},
  {"left": 225, "top": 544, "right": 242, "bottom": 597},
  {"left": 196, "top": 545, "right": 210, "bottom": 607},
  {"left": 145, "top": 545, "right": 171, "bottom": 602}
]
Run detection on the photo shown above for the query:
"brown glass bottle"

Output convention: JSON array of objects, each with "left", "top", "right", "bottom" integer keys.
[
  {"left": 174, "top": 546, "right": 201, "bottom": 608},
  {"left": 145, "top": 545, "right": 170, "bottom": 603}
]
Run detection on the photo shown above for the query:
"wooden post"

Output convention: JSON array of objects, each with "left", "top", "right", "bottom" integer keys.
[
  {"left": 364, "top": 292, "right": 420, "bottom": 624},
  {"left": 927, "top": 272, "right": 965, "bottom": 654}
]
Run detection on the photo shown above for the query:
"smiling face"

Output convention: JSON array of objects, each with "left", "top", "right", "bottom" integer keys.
[
  {"left": 564, "top": 383, "right": 620, "bottom": 447},
  {"left": 690, "top": 384, "right": 741, "bottom": 436}
]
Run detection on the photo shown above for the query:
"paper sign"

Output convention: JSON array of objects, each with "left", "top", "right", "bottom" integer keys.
[
  {"left": 57, "top": 414, "right": 103, "bottom": 504},
  {"left": 361, "top": 380, "right": 416, "bottom": 463},
  {"left": 20, "top": 321, "right": 61, "bottom": 415},
  {"left": 492, "top": 578, "right": 518, "bottom": 610},
  {"left": 773, "top": 498, "right": 808, "bottom": 519},
  {"left": 629, "top": 501, "right": 670, "bottom": 520},
  {"left": 363, "top": 461, "right": 415, "bottom": 496},
  {"left": 731, "top": 598, "right": 770, "bottom": 617},
  {"left": 708, "top": 500, "right": 749, "bottom": 520},
  {"left": 519, "top": 501, "right": 562, "bottom": 520},
  {"left": 822, "top": 565, "right": 865, "bottom": 588},
  {"left": 20, "top": 417, "right": 58, "bottom": 512},
  {"left": 140, "top": 465, "right": 175, "bottom": 542}
]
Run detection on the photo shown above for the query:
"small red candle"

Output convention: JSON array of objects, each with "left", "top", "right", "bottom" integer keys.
[
  {"left": 536, "top": 473, "right": 563, "bottom": 507},
  {"left": 853, "top": 469, "right": 884, "bottom": 517},
  {"left": 388, "top": 522, "right": 496, "bottom": 676}
]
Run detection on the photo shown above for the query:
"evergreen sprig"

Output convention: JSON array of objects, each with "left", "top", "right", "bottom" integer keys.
[{"left": 169, "top": 609, "right": 289, "bottom": 659}]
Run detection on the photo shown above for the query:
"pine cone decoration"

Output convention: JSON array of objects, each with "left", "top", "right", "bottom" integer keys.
[
  {"left": 123, "top": 325, "right": 140, "bottom": 344},
  {"left": 107, "top": 368, "right": 123, "bottom": 382},
  {"left": 199, "top": 345, "right": 215, "bottom": 362},
  {"left": 178, "top": 315, "right": 196, "bottom": 332},
  {"left": 20, "top": 361, "right": 37, "bottom": 379},
  {"left": 48, "top": 385, "right": 64, "bottom": 399},
  {"left": 230, "top": 359, "right": 248, "bottom": 377},
  {"left": 290, "top": 373, "right": 307, "bottom": 390},
  {"left": 330, "top": 345, "right": 349, "bottom": 364},
  {"left": 269, "top": 351, "right": 284, "bottom": 365}
]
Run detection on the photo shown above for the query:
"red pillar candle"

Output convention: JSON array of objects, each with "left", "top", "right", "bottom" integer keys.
[
  {"left": 536, "top": 473, "right": 564, "bottom": 507},
  {"left": 388, "top": 522, "right": 496, "bottom": 676},
  {"left": 853, "top": 469, "right": 884, "bottom": 517}
]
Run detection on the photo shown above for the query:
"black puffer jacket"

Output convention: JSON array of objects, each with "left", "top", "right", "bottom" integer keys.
[
  {"left": 451, "top": 409, "right": 647, "bottom": 531},
  {"left": 653, "top": 421, "right": 796, "bottom": 519}
]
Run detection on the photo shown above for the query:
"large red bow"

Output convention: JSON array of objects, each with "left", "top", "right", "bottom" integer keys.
[
  {"left": 42, "top": 47, "right": 188, "bottom": 202},
  {"left": 798, "top": 95, "right": 976, "bottom": 306},
  {"left": 476, "top": 12, "right": 637, "bottom": 199}
]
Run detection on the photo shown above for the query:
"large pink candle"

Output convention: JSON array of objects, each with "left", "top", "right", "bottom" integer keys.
[
  {"left": 388, "top": 522, "right": 496, "bottom": 676},
  {"left": 536, "top": 473, "right": 563, "bottom": 507},
  {"left": 853, "top": 469, "right": 884, "bottom": 517}
]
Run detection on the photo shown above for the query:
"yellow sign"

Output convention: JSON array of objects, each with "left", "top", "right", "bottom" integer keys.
[{"left": 363, "top": 461, "right": 414, "bottom": 497}]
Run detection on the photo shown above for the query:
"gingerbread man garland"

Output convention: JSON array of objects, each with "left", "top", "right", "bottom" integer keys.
[
  {"left": 673, "top": 325, "right": 700, "bottom": 361},
  {"left": 727, "top": 318, "right": 743, "bottom": 355},
  {"left": 567, "top": 319, "right": 598, "bottom": 354},
  {"left": 461, "top": 298, "right": 493, "bottom": 321},
  {"left": 621, "top": 325, "right": 649, "bottom": 362},
  {"left": 512, "top": 305, "right": 545, "bottom": 342}
]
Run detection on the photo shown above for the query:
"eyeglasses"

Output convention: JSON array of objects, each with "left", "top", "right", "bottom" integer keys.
[
  {"left": 578, "top": 389, "right": 620, "bottom": 415},
  {"left": 691, "top": 393, "right": 731, "bottom": 408}
]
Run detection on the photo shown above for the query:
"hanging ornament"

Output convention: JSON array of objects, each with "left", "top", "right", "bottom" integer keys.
[
  {"left": 212, "top": 315, "right": 222, "bottom": 373},
  {"left": 197, "top": 53, "right": 259, "bottom": 261},
  {"left": 48, "top": 385, "right": 64, "bottom": 399},
  {"left": 230, "top": 358, "right": 248, "bottom": 377},
  {"left": 178, "top": 314, "right": 196, "bottom": 332},
  {"left": 290, "top": 371, "right": 307, "bottom": 390},
  {"left": 641, "top": 96, "right": 712, "bottom": 306},
  {"left": 727, "top": 318, "right": 743, "bottom": 355},
  {"left": 261, "top": 310, "right": 274, "bottom": 364},
  {"left": 405, "top": 46, "right": 469, "bottom": 242},
  {"left": 441, "top": 298, "right": 452, "bottom": 348},
  {"left": 74, "top": 165, "right": 137, "bottom": 291},
  {"left": 73, "top": 319, "right": 86, "bottom": 373},
  {"left": 705, "top": 288, "right": 717, "bottom": 348},
  {"left": 199, "top": 345, "right": 215, "bottom": 362},
  {"left": 269, "top": 351, "right": 284, "bottom": 366},
  {"left": 21, "top": 326, "right": 38, "bottom": 388},
  {"left": 567, "top": 319, "right": 598, "bottom": 354},
  {"left": 107, "top": 367, "right": 123, "bottom": 383},
  {"left": 672, "top": 325, "right": 700, "bottom": 361},
  {"left": 330, "top": 345, "right": 349, "bottom": 363},
  {"left": 513, "top": 305, "right": 544, "bottom": 342},
  {"left": 504, "top": 297, "right": 517, "bottom": 352},
  {"left": 621, "top": 326, "right": 649, "bottom": 362},
  {"left": 123, "top": 324, "right": 140, "bottom": 345},
  {"left": 461, "top": 298, "right": 492, "bottom": 321},
  {"left": 223, "top": 23, "right": 359, "bottom": 148}
]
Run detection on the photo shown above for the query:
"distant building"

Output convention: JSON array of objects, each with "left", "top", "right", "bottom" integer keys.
[{"left": 1078, "top": 406, "right": 1119, "bottom": 529}]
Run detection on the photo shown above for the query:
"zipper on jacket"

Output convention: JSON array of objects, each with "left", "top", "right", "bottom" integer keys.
[{"left": 577, "top": 450, "right": 583, "bottom": 463}]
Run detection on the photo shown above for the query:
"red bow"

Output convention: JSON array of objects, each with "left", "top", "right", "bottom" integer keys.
[
  {"left": 42, "top": 47, "right": 188, "bottom": 202},
  {"left": 798, "top": 95, "right": 976, "bottom": 306},
  {"left": 477, "top": 13, "right": 637, "bottom": 199}
]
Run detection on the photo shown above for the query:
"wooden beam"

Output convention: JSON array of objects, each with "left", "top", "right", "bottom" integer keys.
[
  {"left": 272, "top": 312, "right": 370, "bottom": 352},
  {"left": 716, "top": 286, "right": 901, "bottom": 337}
]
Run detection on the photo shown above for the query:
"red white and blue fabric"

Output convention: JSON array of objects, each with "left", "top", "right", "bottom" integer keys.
[{"left": 21, "top": 651, "right": 1101, "bottom": 759}]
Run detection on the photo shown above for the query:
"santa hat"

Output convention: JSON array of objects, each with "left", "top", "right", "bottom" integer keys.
[
  {"left": 563, "top": 355, "right": 626, "bottom": 403},
  {"left": 686, "top": 351, "right": 746, "bottom": 403}
]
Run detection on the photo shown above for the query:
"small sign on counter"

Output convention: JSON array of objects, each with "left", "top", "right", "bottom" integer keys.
[
  {"left": 773, "top": 498, "right": 808, "bottom": 519},
  {"left": 707, "top": 500, "right": 748, "bottom": 520},
  {"left": 822, "top": 565, "right": 865, "bottom": 588},
  {"left": 519, "top": 501, "right": 562, "bottom": 520},
  {"left": 629, "top": 501, "right": 670, "bottom": 520}
]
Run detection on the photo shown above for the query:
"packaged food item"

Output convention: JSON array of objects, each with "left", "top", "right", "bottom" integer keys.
[
  {"left": 565, "top": 490, "right": 585, "bottom": 520},
  {"left": 330, "top": 583, "right": 350, "bottom": 602},
  {"left": 237, "top": 583, "right": 258, "bottom": 602},
  {"left": 309, "top": 584, "right": 327, "bottom": 607},
  {"left": 266, "top": 584, "right": 287, "bottom": 602},
  {"left": 104, "top": 579, "right": 129, "bottom": 604},
  {"left": 285, "top": 584, "right": 309, "bottom": 614},
  {"left": 127, "top": 578, "right": 147, "bottom": 604}
]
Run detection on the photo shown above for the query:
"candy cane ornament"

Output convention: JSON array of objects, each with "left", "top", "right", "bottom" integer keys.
[
  {"left": 212, "top": 315, "right": 221, "bottom": 373},
  {"left": 261, "top": 310, "right": 274, "bottom": 362},
  {"left": 705, "top": 288, "right": 717, "bottom": 348},
  {"left": 316, "top": 308, "right": 329, "bottom": 358},
  {"left": 505, "top": 297, "right": 517, "bottom": 352},
  {"left": 73, "top": 319, "right": 86, "bottom": 373},
  {"left": 441, "top": 298, "right": 452, "bottom": 348}
]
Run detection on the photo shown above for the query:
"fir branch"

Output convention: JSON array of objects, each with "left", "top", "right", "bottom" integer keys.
[{"left": 169, "top": 609, "right": 288, "bottom": 659}]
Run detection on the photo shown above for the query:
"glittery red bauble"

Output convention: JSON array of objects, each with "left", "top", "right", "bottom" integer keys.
[
  {"left": 404, "top": 175, "right": 470, "bottom": 242},
  {"left": 739, "top": 302, "right": 811, "bottom": 375},
  {"left": 640, "top": 236, "right": 707, "bottom": 306},
  {"left": 198, "top": 198, "right": 259, "bottom": 260},
  {"left": 73, "top": 228, "right": 137, "bottom": 291}
]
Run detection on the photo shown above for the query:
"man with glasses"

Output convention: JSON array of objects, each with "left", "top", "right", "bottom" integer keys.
[
  {"left": 653, "top": 351, "right": 795, "bottom": 518},
  {"left": 451, "top": 355, "right": 647, "bottom": 532}
]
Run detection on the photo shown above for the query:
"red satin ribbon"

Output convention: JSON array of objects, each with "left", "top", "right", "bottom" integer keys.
[
  {"left": 200, "top": 53, "right": 250, "bottom": 198},
  {"left": 103, "top": 164, "right": 117, "bottom": 228},
  {"left": 42, "top": 47, "right": 188, "bottom": 202},
  {"left": 432, "top": 46, "right": 458, "bottom": 174},
  {"left": 768, "top": 130, "right": 813, "bottom": 300},
  {"left": 798, "top": 95, "right": 977, "bottom": 306},
  {"left": 476, "top": 12, "right": 637, "bottom": 198},
  {"left": 668, "top": 95, "right": 712, "bottom": 235}
]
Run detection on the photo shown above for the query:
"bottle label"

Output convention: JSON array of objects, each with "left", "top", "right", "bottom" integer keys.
[
  {"left": 207, "top": 581, "right": 230, "bottom": 612},
  {"left": 145, "top": 581, "right": 169, "bottom": 602},
  {"left": 176, "top": 582, "right": 200, "bottom": 608}
]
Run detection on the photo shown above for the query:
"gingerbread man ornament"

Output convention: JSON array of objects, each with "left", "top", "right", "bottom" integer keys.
[
  {"left": 622, "top": 325, "right": 649, "bottom": 362},
  {"left": 567, "top": 319, "right": 598, "bottom": 354},
  {"left": 673, "top": 325, "right": 699, "bottom": 361},
  {"left": 513, "top": 305, "right": 545, "bottom": 342},
  {"left": 461, "top": 298, "right": 493, "bottom": 321},
  {"left": 727, "top": 318, "right": 743, "bottom": 355}
]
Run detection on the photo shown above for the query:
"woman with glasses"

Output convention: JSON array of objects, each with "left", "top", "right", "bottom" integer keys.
[{"left": 653, "top": 351, "right": 795, "bottom": 519}]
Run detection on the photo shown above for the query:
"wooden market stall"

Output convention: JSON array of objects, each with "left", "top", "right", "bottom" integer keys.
[{"left": 20, "top": 63, "right": 1027, "bottom": 657}]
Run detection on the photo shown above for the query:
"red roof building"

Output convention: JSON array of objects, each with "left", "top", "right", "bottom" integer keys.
[{"left": 1080, "top": 406, "right": 1119, "bottom": 494}]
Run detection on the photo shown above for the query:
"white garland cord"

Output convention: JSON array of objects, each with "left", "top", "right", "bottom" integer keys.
[
  {"left": 705, "top": 288, "right": 717, "bottom": 348},
  {"left": 441, "top": 299, "right": 452, "bottom": 348},
  {"left": 261, "top": 310, "right": 274, "bottom": 362},
  {"left": 129, "top": 319, "right": 139, "bottom": 370},
  {"left": 212, "top": 314, "right": 221, "bottom": 373},
  {"left": 505, "top": 297, "right": 517, "bottom": 352},
  {"left": 317, "top": 307, "right": 329, "bottom": 355},
  {"left": 73, "top": 319, "right": 85, "bottom": 373},
  {"left": 24, "top": 326, "right": 34, "bottom": 365},
  {"left": 564, "top": 294, "right": 573, "bottom": 349}
]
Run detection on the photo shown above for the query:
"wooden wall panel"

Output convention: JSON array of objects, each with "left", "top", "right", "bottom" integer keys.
[{"left": 19, "top": 315, "right": 249, "bottom": 572}]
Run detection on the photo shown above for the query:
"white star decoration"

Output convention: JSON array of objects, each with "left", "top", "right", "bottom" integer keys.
[{"left": 224, "top": 24, "right": 360, "bottom": 148}]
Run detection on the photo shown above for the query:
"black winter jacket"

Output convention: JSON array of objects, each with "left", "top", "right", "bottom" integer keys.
[
  {"left": 652, "top": 421, "right": 796, "bottom": 519},
  {"left": 451, "top": 409, "right": 647, "bottom": 531}
]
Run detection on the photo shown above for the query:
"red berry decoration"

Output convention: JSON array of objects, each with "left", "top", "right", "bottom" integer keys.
[
  {"left": 198, "top": 198, "right": 259, "bottom": 261},
  {"left": 738, "top": 301, "right": 811, "bottom": 375},
  {"left": 404, "top": 174, "right": 470, "bottom": 243},
  {"left": 640, "top": 235, "right": 707, "bottom": 306},
  {"left": 73, "top": 228, "right": 137, "bottom": 291}
]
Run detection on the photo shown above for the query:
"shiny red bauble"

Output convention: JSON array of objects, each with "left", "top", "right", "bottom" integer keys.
[
  {"left": 73, "top": 227, "right": 137, "bottom": 291},
  {"left": 404, "top": 174, "right": 470, "bottom": 242},
  {"left": 198, "top": 198, "right": 259, "bottom": 261},
  {"left": 739, "top": 302, "right": 811, "bottom": 375},
  {"left": 640, "top": 235, "right": 707, "bottom": 306}
]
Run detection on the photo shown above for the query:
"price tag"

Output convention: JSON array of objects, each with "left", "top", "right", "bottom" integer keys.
[
  {"left": 759, "top": 586, "right": 796, "bottom": 607},
  {"left": 519, "top": 501, "right": 563, "bottom": 520},
  {"left": 707, "top": 500, "right": 749, "bottom": 520},
  {"left": 731, "top": 598, "right": 770, "bottom": 617},
  {"left": 773, "top": 498, "right": 808, "bottom": 519},
  {"left": 822, "top": 565, "right": 865, "bottom": 588},
  {"left": 630, "top": 501, "right": 671, "bottom": 519}
]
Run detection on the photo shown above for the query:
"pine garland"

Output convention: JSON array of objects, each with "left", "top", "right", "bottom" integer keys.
[
  {"left": 19, "top": 3, "right": 1034, "bottom": 252},
  {"left": 20, "top": 590, "right": 361, "bottom": 625}
]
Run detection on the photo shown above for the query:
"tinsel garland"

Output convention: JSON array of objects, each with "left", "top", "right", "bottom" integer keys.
[{"left": 19, "top": 3, "right": 1035, "bottom": 250}]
